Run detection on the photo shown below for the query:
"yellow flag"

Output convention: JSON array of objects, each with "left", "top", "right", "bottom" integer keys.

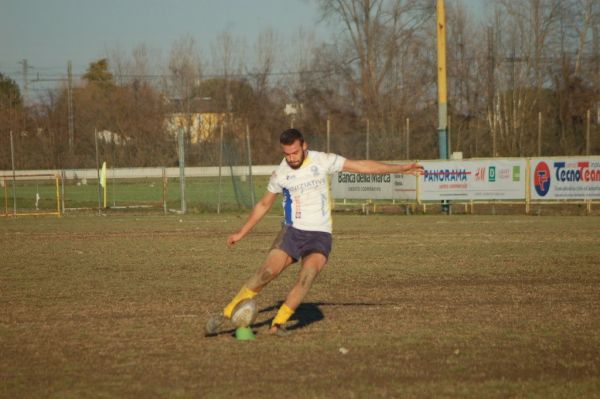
[{"left": 100, "top": 162, "right": 107, "bottom": 188}]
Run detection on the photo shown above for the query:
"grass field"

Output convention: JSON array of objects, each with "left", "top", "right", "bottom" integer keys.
[
  {"left": 2, "top": 176, "right": 269, "bottom": 214},
  {"left": 1, "top": 213, "right": 599, "bottom": 398}
]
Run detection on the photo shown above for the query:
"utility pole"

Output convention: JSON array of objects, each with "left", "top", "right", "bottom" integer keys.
[{"left": 18, "top": 59, "right": 32, "bottom": 105}]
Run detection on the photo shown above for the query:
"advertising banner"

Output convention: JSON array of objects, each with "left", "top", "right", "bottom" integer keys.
[
  {"left": 420, "top": 159, "right": 526, "bottom": 200},
  {"left": 392, "top": 173, "right": 418, "bottom": 200},
  {"left": 332, "top": 171, "right": 417, "bottom": 200},
  {"left": 530, "top": 158, "right": 600, "bottom": 200},
  {"left": 332, "top": 172, "right": 393, "bottom": 200}
]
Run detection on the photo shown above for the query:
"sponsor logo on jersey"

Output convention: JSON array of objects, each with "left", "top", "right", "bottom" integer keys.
[{"left": 311, "top": 165, "right": 319, "bottom": 177}]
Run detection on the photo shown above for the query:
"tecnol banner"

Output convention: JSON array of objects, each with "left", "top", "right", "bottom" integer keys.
[{"left": 530, "top": 158, "right": 600, "bottom": 200}]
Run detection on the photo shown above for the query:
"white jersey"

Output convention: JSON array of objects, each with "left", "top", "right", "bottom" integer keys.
[{"left": 267, "top": 150, "right": 346, "bottom": 233}]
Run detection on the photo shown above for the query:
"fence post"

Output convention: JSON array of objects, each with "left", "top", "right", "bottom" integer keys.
[
  {"left": 326, "top": 117, "right": 331, "bottom": 153},
  {"left": 10, "top": 130, "right": 17, "bottom": 216},
  {"left": 448, "top": 115, "right": 452, "bottom": 156},
  {"left": 586, "top": 109, "right": 591, "bottom": 155},
  {"left": 162, "top": 167, "right": 167, "bottom": 215},
  {"left": 538, "top": 111, "right": 542, "bottom": 156},
  {"left": 94, "top": 128, "right": 102, "bottom": 214},
  {"left": 405, "top": 118, "right": 410, "bottom": 160},
  {"left": 60, "top": 170, "right": 65, "bottom": 214},
  {"left": 55, "top": 174, "right": 61, "bottom": 217},
  {"left": 178, "top": 127, "right": 186, "bottom": 214},
  {"left": 492, "top": 115, "right": 497, "bottom": 157},
  {"left": 3, "top": 177, "right": 8, "bottom": 216},
  {"left": 525, "top": 159, "right": 531, "bottom": 215},
  {"left": 217, "top": 124, "right": 224, "bottom": 214},
  {"left": 366, "top": 119, "right": 370, "bottom": 160},
  {"left": 246, "top": 124, "right": 255, "bottom": 207}
]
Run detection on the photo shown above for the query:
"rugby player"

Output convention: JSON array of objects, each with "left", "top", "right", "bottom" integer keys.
[{"left": 205, "top": 128, "right": 423, "bottom": 336}]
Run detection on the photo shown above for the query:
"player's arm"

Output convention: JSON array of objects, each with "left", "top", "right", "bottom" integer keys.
[
  {"left": 227, "top": 191, "right": 278, "bottom": 246},
  {"left": 342, "top": 159, "right": 423, "bottom": 175}
]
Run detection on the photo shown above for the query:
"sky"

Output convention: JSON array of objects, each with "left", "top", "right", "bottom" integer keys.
[{"left": 1, "top": 0, "right": 487, "bottom": 100}]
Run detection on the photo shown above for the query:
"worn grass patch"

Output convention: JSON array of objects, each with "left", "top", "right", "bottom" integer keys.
[{"left": 1, "top": 214, "right": 599, "bottom": 398}]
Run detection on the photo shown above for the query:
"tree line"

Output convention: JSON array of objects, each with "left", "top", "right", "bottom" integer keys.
[{"left": 1, "top": 0, "right": 598, "bottom": 171}]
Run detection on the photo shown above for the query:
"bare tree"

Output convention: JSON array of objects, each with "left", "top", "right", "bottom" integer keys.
[
  {"left": 106, "top": 44, "right": 131, "bottom": 86},
  {"left": 317, "top": 0, "right": 433, "bottom": 128},
  {"left": 131, "top": 44, "right": 151, "bottom": 79},
  {"left": 483, "top": 0, "right": 560, "bottom": 156},
  {"left": 440, "top": 0, "right": 485, "bottom": 157},
  {"left": 168, "top": 35, "right": 203, "bottom": 110},
  {"left": 165, "top": 35, "right": 203, "bottom": 159}
]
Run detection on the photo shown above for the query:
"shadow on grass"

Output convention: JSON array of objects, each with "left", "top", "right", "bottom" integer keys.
[{"left": 210, "top": 301, "right": 384, "bottom": 338}]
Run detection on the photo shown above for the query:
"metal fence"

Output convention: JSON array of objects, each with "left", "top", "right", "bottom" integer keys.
[{"left": 1, "top": 166, "right": 271, "bottom": 216}]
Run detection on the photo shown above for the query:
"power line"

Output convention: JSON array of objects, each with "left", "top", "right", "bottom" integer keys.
[{"left": 29, "top": 68, "right": 337, "bottom": 83}]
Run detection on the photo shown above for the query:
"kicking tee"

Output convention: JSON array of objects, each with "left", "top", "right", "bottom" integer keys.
[{"left": 267, "top": 150, "right": 346, "bottom": 234}]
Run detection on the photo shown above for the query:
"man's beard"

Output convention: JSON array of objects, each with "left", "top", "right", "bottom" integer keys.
[{"left": 286, "top": 151, "right": 305, "bottom": 169}]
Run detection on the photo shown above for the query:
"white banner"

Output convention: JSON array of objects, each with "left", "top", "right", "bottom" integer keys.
[
  {"left": 420, "top": 159, "right": 526, "bottom": 200},
  {"left": 530, "top": 158, "right": 600, "bottom": 200},
  {"left": 392, "top": 173, "right": 418, "bottom": 200},
  {"left": 332, "top": 172, "right": 394, "bottom": 200},
  {"left": 331, "top": 171, "right": 418, "bottom": 200}
]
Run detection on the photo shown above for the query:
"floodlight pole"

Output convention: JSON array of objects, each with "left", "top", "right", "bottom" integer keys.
[
  {"left": 437, "top": 0, "right": 450, "bottom": 214},
  {"left": 436, "top": 0, "right": 449, "bottom": 161}
]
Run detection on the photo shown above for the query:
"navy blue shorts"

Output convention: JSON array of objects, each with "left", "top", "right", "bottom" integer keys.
[{"left": 270, "top": 225, "right": 332, "bottom": 262}]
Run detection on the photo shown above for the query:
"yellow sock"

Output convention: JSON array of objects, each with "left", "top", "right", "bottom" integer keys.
[
  {"left": 223, "top": 286, "right": 257, "bottom": 318},
  {"left": 271, "top": 304, "right": 294, "bottom": 327}
]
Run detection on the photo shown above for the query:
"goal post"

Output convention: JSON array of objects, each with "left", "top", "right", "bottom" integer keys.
[{"left": 0, "top": 174, "right": 61, "bottom": 217}]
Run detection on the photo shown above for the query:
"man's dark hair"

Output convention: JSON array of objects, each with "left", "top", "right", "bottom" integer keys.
[{"left": 280, "top": 128, "right": 304, "bottom": 145}]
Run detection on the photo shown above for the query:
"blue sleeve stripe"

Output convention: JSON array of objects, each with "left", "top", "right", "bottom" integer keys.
[{"left": 283, "top": 188, "right": 293, "bottom": 225}]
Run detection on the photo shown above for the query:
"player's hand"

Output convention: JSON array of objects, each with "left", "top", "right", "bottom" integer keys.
[
  {"left": 404, "top": 163, "right": 424, "bottom": 176},
  {"left": 227, "top": 232, "right": 244, "bottom": 247}
]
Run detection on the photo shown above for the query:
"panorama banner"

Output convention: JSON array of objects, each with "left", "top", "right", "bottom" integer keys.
[
  {"left": 419, "top": 159, "right": 526, "bottom": 201},
  {"left": 530, "top": 157, "right": 600, "bottom": 200}
]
